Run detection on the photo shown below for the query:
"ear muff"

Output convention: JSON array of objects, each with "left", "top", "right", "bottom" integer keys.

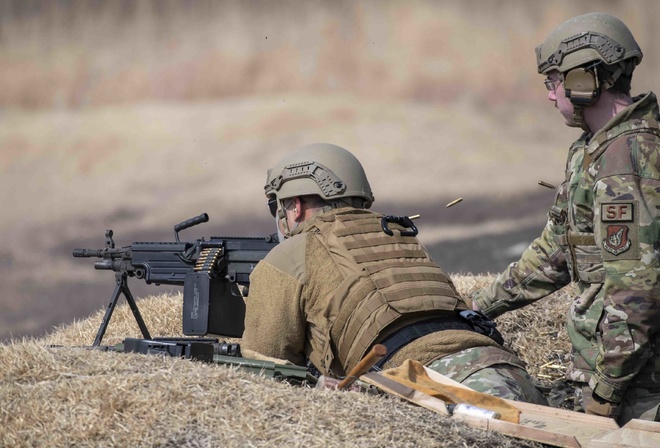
[{"left": 564, "top": 68, "right": 600, "bottom": 106}]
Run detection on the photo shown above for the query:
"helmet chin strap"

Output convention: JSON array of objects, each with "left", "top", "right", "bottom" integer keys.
[
  {"left": 572, "top": 104, "right": 591, "bottom": 132},
  {"left": 276, "top": 216, "right": 301, "bottom": 241},
  {"left": 275, "top": 198, "right": 300, "bottom": 240}
]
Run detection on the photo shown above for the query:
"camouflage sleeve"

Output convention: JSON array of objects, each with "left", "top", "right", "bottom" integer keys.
[
  {"left": 241, "top": 259, "right": 307, "bottom": 366},
  {"left": 589, "top": 171, "right": 660, "bottom": 403},
  {"left": 472, "top": 219, "right": 571, "bottom": 319}
]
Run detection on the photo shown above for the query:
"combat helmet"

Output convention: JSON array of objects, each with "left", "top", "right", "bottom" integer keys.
[
  {"left": 265, "top": 143, "right": 374, "bottom": 210},
  {"left": 535, "top": 13, "right": 642, "bottom": 130}
]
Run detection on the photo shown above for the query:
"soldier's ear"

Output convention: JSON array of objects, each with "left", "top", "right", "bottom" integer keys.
[{"left": 293, "top": 197, "right": 304, "bottom": 221}]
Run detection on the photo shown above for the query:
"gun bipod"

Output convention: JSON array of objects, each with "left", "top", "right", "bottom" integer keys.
[{"left": 93, "top": 271, "right": 151, "bottom": 346}]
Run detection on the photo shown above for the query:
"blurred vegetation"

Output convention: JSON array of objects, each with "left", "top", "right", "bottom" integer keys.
[
  {"left": 0, "top": 0, "right": 658, "bottom": 342},
  {"left": 1, "top": 0, "right": 657, "bottom": 110}
]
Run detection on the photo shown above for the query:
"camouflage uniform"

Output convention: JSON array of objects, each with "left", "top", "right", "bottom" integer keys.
[
  {"left": 473, "top": 92, "right": 660, "bottom": 422},
  {"left": 243, "top": 207, "right": 546, "bottom": 404}
]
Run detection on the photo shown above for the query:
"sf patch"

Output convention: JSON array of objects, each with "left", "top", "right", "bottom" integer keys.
[
  {"left": 600, "top": 202, "right": 639, "bottom": 260},
  {"left": 601, "top": 203, "right": 634, "bottom": 222}
]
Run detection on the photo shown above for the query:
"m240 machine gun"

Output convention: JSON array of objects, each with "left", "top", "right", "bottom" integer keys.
[{"left": 73, "top": 213, "right": 278, "bottom": 346}]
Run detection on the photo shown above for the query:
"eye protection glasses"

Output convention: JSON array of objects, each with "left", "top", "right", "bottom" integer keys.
[
  {"left": 267, "top": 197, "right": 278, "bottom": 217},
  {"left": 544, "top": 78, "right": 561, "bottom": 91}
]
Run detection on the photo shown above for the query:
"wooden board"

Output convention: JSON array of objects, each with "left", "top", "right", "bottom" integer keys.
[
  {"left": 587, "top": 419, "right": 660, "bottom": 448},
  {"left": 362, "top": 371, "right": 583, "bottom": 447},
  {"left": 423, "top": 366, "right": 619, "bottom": 447},
  {"left": 450, "top": 412, "right": 582, "bottom": 448},
  {"left": 362, "top": 368, "right": 623, "bottom": 447},
  {"left": 361, "top": 372, "right": 449, "bottom": 416}
]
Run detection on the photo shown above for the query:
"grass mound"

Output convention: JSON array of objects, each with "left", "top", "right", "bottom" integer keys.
[{"left": 2, "top": 275, "right": 572, "bottom": 447}]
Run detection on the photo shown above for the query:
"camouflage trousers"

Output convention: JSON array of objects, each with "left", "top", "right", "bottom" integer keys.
[
  {"left": 574, "top": 383, "right": 660, "bottom": 425},
  {"left": 427, "top": 346, "right": 548, "bottom": 405}
]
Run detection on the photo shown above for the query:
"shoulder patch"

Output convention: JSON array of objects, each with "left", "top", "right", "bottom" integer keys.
[
  {"left": 602, "top": 225, "right": 632, "bottom": 255},
  {"left": 599, "top": 201, "right": 640, "bottom": 261},
  {"left": 600, "top": 202, "right": 634, "bottom": 222}
]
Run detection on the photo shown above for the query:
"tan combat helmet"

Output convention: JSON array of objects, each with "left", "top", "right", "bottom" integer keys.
[
  {"left": 265, "top": 143, "right": 374, "bottom": 207},
  {"left": 265, "top": 143, "right": 374, "bottom": 233},
  {"left": 535, "top": 13, "right": 642, "bottom": 130}
]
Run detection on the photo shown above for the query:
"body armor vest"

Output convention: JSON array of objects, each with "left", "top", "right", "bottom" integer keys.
[{"left": 304, "top": 209, "right": 467, "bottom": 375}]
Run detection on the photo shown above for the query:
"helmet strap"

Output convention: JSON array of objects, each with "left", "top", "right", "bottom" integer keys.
[
  {"left": 572, "top": 104, "right": 591, "bottom": 132},
  {"left": 601, "top": 64, "right": 623, "bottom": 90},
  {"left": 276, "top": 198, "right": 293, "bottom": 240},
  {"left": 564, "top": 67, "right": 601, "bottom": 132},
  {"left": 275, "top": 197, "right": 303, "bottom": 240}
]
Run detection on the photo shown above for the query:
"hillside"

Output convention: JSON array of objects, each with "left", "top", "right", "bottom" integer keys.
[{"left": 2, "top": 275, "right": 572, "bottom": 447}]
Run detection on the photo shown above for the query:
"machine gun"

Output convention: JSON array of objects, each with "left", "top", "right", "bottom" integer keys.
[{"left": 73, "top": 213, "right": 278, "bottom": 346}]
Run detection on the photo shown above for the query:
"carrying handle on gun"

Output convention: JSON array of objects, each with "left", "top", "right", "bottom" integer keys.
[
  {"left": 337, "top": 344, "right": 387, "bottom": 390},
  {"left": 174, "top": 213, "right": 209, "bottom": 242}
]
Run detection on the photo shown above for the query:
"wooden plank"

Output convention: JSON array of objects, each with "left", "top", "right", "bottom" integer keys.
[
  {"left": 424, "top": 364, "right": 620, "bottom": 430},
  {"left": 362, "top": 371, "right": 582, "bottom": 448},
  {"left": 422, "top": 365, "right": 618, "bottom": 445},
  {"left": 453, "top": 413, "right": 581, "bottom": 448},
  {"left": 361, "top": 372, "right": 450, "bottom": 415},
  {"left": 587, "top": 419, "right": 660, "bottom": 448},
  {"left": 622, "top": 419, "right": 660, "bottom": 433}
]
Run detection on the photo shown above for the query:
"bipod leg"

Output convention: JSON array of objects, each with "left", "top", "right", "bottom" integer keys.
[
  {"left": 121, "top": 277, "right": 152, "bottom": 340},
  {"left": 92, "top": 272, "right": 151, "bottom": 346},
  {"left": 92, "top": 272, "right": 124, "bottom": 346}
]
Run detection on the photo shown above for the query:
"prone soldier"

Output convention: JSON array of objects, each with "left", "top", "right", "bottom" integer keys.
[{"left": 242, "top": 142, "right": 547, "bottom": 404}]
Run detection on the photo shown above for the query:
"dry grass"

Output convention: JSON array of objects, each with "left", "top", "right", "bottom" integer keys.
[
  {"left": 0, "top": 275, "right": 572, "bottom": 447},
  {"left": 43, "top": 293, "right": 188, "bottom": 347},
  {"left": 455, "top": 275, "right": 573, "bottom": 383},
  {"left": 3, "top": 0, "right": 657, "bottom": 340},
  {"left": 1, "top": 343, "right": 548, "bottom": 448},
  {"left": 1, "top": 1, "right": 657, "bottom": 110}
]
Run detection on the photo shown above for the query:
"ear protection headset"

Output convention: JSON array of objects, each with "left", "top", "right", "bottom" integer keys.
[
  {"left": 561, "top": 65, "right": 601, "bottom": 131},
  {"left": 563, "top": 66, "right": 600, "bottom": 107}
]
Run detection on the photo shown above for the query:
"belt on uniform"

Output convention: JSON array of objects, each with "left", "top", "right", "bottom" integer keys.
[{"left": 373, "top": 311, "right": 504, "bottom": 370}]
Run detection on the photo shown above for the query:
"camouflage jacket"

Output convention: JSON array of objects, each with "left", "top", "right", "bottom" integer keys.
[{"left": 473, "top": 92, "right": 660, "bottom": 403}]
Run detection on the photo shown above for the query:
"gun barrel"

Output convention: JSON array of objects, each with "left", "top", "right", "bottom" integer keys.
[{"left": 73, "top": 248, "right": 105, "bottom": 258}]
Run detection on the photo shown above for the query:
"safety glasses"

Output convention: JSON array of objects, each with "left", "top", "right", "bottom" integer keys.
[{"left": 267, "top": 197, "right": 278, "bottom": 217}]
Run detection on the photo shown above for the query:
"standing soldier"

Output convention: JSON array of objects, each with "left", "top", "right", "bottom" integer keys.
[
  {"left": 242, "top": 142, "right": 547, "bottom": 404},
  {"left": 472, "top": 13, "right": 660, "bottom": 424}
]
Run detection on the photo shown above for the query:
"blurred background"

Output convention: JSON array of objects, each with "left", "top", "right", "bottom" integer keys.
[{"left": 1, "top": 0, "right": 658, "bottom": 341}]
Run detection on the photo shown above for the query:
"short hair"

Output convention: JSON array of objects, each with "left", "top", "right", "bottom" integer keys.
[
  {"left": 299, "top": 195, "right": 329, "bottom": 209},
  {"left": 299, "top": 194, "right": 368, "bottom": 210},
  {"left": 598, "top": 63, "right": 633, "bottom": 95}
]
